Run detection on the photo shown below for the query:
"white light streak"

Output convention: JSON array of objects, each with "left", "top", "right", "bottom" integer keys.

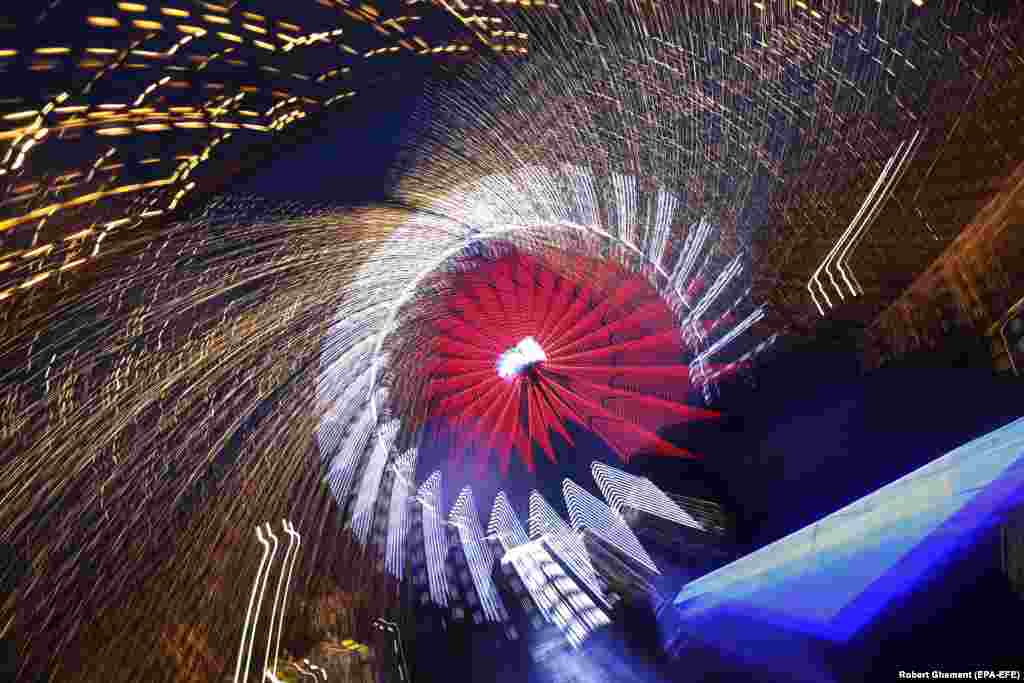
[
  {"left": 350, "top": 418, "right": 399, "bottom": 544},
  {"left": 449, "top": 486, "right": 506, "bottom": 622},
  {"left": 682, "top": 254, "right": 744, "bottom": 331},
  {"left": 263, "top": 520, "right": 294, "bottom": 680},
  {"left": 274, "top": 521, "right": 300, "bottom": 672},
  {"left": 502, "top": 535, "right": 609, "bottom": 648},
  {"left": 563, "top": 479, "right": 659, "bottom": 575},
  {"left": 528, "top": 491, "right": 609, "bottom": 608},
  {"left": 417, "top": 471, "right": 450, "bottom": 607},
  {"left": 668, "top": 216, "right": 712, "bottom": 304},
  {"left": 612, "top": 172, "right": 638, "bottom": 248},
  {"left": 386, "top": 449, "right": 418, "bottom": 579},
  {"left": 834, "top": 129, "right": 924, "bottom": 297},
  {"left": 234, "top": 526, "right": 271, "bottom": 683},
  {"left": 690, "top": 306, "right": 766, "bottom": 383},
  {"left": 646, "top": 188, "right": 678, "bottom": 272},
  {"left": 487, "top": 492, "right": 529, "bottom": 552},
  {"left": 808, "top": 130, "right": 923, "bottom": 314},
  {"left": 321, "top": 408, "right": 374, "bottom": 503},
  {"left": 592, "top": 462, "right": 702, "bottom": 531},
  {"left": 246, "top": 524, "right": 277, "bottom": 683}
]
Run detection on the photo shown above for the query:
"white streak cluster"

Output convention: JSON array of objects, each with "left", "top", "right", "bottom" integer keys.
[
  {"left": 386, "top": 449, "right": 418, "bottom": 580},
  {"left": 563, "top": 479, "right": 660, "bottom": 575},
  {"left": 350, "top": 419, "right": 400, "bottom": 545},
  {"left": 529, "top": 491, "right": 609, "bottom": 610},
  {"left": 492, "top": 492, "right": 609, "bottom": 648},
  {"left": 449, "top": 487, "right": 507, "bottom": 623},
  {"left": 592, "top": 462, "right": 702, "bottom": 532},
  {"left": 808, "top": 130, "right": 925, "bottom": 315},
  {"left": 416, "top": 471, "right": 450, "bottom": 608}
]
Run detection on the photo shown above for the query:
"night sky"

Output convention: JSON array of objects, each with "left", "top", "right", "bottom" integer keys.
[{"left": 235, "top": 70, "right": 428, "bottom": 205}]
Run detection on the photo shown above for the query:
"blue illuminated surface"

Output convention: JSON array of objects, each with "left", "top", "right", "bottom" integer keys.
[{"left": 670, "top": 416, "right": 1024, "bottom": 642}]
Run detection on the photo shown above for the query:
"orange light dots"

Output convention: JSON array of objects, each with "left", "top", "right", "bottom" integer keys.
[{"left": 86, "top": 16, "right": 121, "bottom": 28}]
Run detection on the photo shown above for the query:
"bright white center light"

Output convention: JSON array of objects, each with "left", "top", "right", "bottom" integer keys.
[{"left": 497, "top": 336, "right": 546, "bottom": 379}]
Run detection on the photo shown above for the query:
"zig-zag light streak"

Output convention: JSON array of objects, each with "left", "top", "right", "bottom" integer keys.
[
  {"left": 563, "top": 479, "right": 660, "bottom": 576},
  {"left": 807, "top": 129, "right": 924, "bottom": 315},
  {"left": 834, "top": 130, "right": 925, "bottom": 298}
]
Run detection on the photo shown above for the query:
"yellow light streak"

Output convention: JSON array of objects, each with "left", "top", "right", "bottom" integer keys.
[
  {"left": 0, "top": 178, "right": 174, "bottom": 233},
  {"left": 63, "top": 229, "right": 95, "bottom": 241},
  {"left": 2, "top": 110, "right": 39, "bottom": 122},
  {"left": 87, "top": 17, "right": 121, "bottom": 27},
  {"left": 97, "top": 127, "right": 134, "bottom": 136},
  {"left": 22, "top": 244, "right": 54, "bottom": 259},
  {"left": 19, "top": 271, "right": 51, "bottom": 289}
]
